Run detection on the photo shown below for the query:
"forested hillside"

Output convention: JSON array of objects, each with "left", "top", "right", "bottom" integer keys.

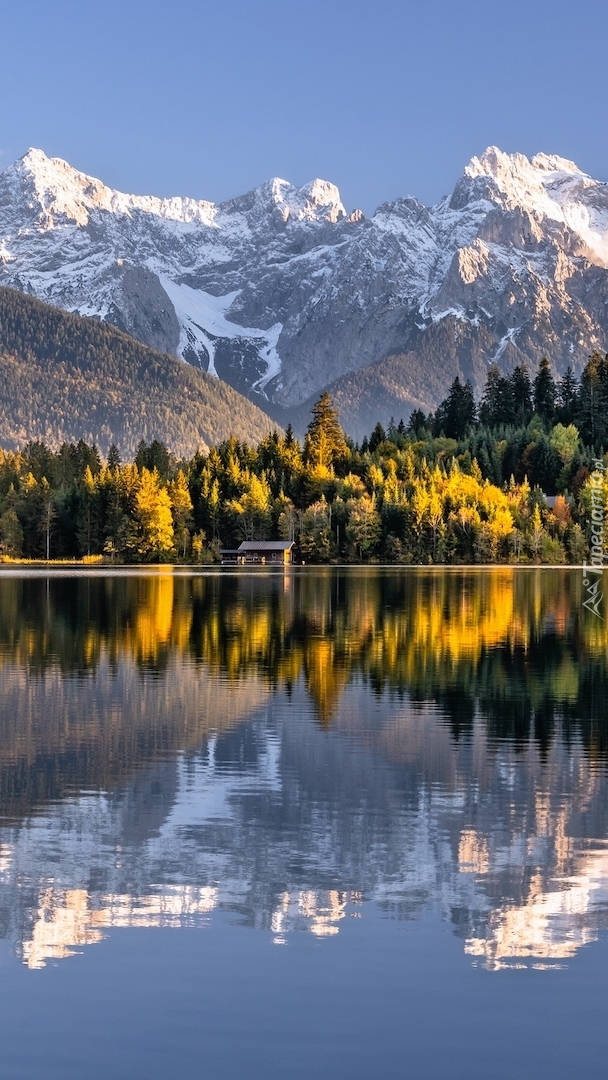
[
  {"left": 0, "top": 288, "right": 277, "bottom": 457},
  {"left": 0, "top": 374, "right": 605, "bottom": 564}
]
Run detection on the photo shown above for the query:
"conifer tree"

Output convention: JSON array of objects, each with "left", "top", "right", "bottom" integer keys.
[
  {"left": 510, "top": 365, "right": 532, "bottom": 423},
  {"left": 577, "top": 352, "right": 608, "bottom": 447},
  {"left": 107, "top": 444, "right": 121, "bottom": 472},
  {"left": 406, "top": 410, "right": 428, "bottom": 439},
  {"left": 135, "top": 439, "right": 171, "bottom": 480},
  {"left": 435, "top": 377, "right": 476, "bottom": 439},
  {"left": 0, "top": 509, "right": 23, "bottom": 557},
  {"left": 368, "top": 422, "right": 387, "bottom": 452},
  {"left": 304, "top": 393, "right": 349, "bottom": 468},
  {"left": 479, "top": 364, "right": 515, "bottom": 426},
  {"left": 557, "top": 365, "right": 578, "bottom": 424},
  {"left": 533, "top": 357, "right": 556, "bottom": 422}
]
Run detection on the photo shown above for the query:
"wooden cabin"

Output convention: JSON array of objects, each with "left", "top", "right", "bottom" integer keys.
[{"left": 221, "top": 541, "right": 294, "bottom": 565}]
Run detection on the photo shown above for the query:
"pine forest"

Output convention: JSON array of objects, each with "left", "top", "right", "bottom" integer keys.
[{"left": 1, "top": 352, "right": 608, "bottom": 564}]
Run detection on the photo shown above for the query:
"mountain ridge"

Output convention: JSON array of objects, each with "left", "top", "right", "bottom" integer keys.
[
  {"left": 0, "top": 287, "right": 277, "bottom": 457},
  {"left": 1, "top": 146, "right": 608, "bottom": 432}
]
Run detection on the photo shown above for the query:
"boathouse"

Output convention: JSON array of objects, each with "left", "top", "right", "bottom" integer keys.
[{"left": 221, "top": 541, "right": 294, "bottom": 565}]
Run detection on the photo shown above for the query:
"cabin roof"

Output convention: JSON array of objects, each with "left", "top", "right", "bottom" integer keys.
[{"left": 237, "top": 541, "right": 294, "bottom": 552}]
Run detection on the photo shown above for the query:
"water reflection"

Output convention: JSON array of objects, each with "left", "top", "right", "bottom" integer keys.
[{"left": 0, "top": 568, "right": 608, "bottom": 971}]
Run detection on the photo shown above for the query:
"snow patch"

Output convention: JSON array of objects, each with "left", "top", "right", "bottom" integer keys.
[
  {"left": 159, "top": 277, "right": 282, "bottom": 388},
  {"left": 429, "top": 306, "right": 468, "bottom": 323},
  {"left": 491, "top": 326, "right": 520, "bottom": 363}
]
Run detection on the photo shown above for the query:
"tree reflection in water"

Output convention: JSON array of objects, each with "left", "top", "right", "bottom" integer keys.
[
  {"left": 0, "top": 567, "right": 607, "bottom": 972},
  {"left": 0, "top": 567, "right": 604, "bottom": 746}
]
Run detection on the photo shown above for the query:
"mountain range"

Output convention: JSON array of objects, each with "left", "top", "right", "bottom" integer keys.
[{"left": 1, "top": 146, "right": 608, "bottom": 438}]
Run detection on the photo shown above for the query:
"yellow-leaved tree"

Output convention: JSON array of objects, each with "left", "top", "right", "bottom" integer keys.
[
  {"left": 134, "top": 468, "right": 175, "bottom": 561},
  {"left": 168, "top": 470, "right": 193, "bottom": 559}
]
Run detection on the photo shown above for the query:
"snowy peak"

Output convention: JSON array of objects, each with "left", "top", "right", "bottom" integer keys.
[
  {"left": 530, "top": 151, "right": 583, "bottom": 175},
  {"left": 5, "top": 151, "right": 345, "bottom": 233},
  {"left": 219, "top": 175, "right": 347, "bottom": 226},
  {"left": 16, "top": 147, "right": 118, "bottom": 227},
  {"left": 464, "top": 145, "right": 596, "bottom": 216},
  {"left": 458, "top": 145, "right": 608, "bottom": 266},
  {"left": 296, "top": 178, "right": 346, "bottom": 222},
  {"left": 2, "top": 144, "right": 608, "bottom": 426},
  {"left": 5, "top": 148, "right": 218, "bottom": 228},
  {"left": 466, "top": 145, "right": 585, "bottom": 185}
]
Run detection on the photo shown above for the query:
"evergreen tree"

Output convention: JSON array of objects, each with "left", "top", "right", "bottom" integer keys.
[
  {"left": 135, "top": 439, "right": 171, "bottom": 479},
  {"left": 533, "top": 357, "right": 556, "bottom": 423},
  {"left": 577, "top": 352, "right": 608, "bottom": 448},
  {"left": 23, "top": 441, "right": 57, "bottom": 485},
  {"left": 76, "top": 466, "right": 100, "bottom": 556},
  {"left": 510, "top": 365, "right": 532, "bottom": 423},
  {"left": 479, "top": 364, "right": 515, "bottom": 426},
  {"left": 304, "top": 393, "right": 349, "bottom": 469},
  {"left": 0, "top": 509, "right": 23, "bottom": 557},
  {"left": 527, "top": 436, "right": 562, "bottom": 494},
  {"left": 435, "top": 377, "right": 476, "bottom": 439},
  {"left": 557, "top": 366, "right": 578, "bottom": 425},
  {"left": 73, "top": 439, "right": 101, "bottom": 479},
  {"left": 368, "top": 422, "right": 387, "bottom": 452},
  {"left": 406, "top": 409, "right": 429, "bottom": 439},
  {"left": 107, "top": 444, "right": 121, "bottom": 472}
]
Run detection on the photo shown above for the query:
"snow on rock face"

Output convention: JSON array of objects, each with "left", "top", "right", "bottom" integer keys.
[
  {"left": 457, "top": 240, "right": 491, "bottom": 285},
  {"left": 1, "top": 146, "right": 608, "bottom": 414},
  {"left": 5, "top": 148, "right": 219, "bottom": 228},
  {"left": 465, "top": 146, "right": 608, "bottom": 266}
]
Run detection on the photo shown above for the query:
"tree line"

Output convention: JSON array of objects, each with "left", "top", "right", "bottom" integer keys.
[{"left": 0, "top": 357, "right": 607, "bottom": 564}]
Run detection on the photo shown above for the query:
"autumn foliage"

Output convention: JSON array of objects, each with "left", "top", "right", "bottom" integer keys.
[{"left": 0, "top": 387, "right": 602, "bottom": 563}]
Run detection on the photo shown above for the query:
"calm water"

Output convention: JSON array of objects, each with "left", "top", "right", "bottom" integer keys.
[{"left": 0, "top": 567, "right": 608, "bottom": 1079}]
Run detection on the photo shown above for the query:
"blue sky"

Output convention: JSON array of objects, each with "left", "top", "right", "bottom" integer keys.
[{"left": 1, "top": 0, "right": 606, "bottom": 213}]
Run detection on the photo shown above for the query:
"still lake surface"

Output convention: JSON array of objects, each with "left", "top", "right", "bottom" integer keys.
[{"left": 0, "top": 567, "right": 607, "bottom": 1078}]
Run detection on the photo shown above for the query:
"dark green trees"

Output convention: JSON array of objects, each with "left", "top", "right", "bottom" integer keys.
[
  {"left": 533, "top": 357, "right": 556, "bottom": 423},
  {"left": 577, "top": 351, "right": 608, "bottom": 448},
  {"left": 511, "top": 365, "right": 532, "bottom": 424},
  {"left": 479, "top": 365, "right": 516, "bottom": 427},
  {"left": 434, "top": 377, "right": 476, "bottom": 439},
  {"left": 557, "top": 366, "right": 577, "bottom": 424}
]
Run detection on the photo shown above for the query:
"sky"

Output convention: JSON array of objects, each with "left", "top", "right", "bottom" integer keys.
[{"left": 1, "top": 0, "right": 607, "bottom": 214}]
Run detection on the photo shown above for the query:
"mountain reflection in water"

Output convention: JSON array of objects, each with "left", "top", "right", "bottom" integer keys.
[{"left": 0, "top": 567, "right": 607, "bottom": 972}]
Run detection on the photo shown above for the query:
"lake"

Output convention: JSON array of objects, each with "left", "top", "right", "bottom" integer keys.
[{"left": 0, "top": 567, "right": 607, "bottom": 1079}]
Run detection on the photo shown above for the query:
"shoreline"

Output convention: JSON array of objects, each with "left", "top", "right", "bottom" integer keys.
[{"left": 0, "top": 561, "right": 591, "bottom": 575}]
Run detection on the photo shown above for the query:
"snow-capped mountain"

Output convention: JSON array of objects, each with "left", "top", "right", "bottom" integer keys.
[{"left": 1, "top": 146, "right": 607, "bottom": 424}]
